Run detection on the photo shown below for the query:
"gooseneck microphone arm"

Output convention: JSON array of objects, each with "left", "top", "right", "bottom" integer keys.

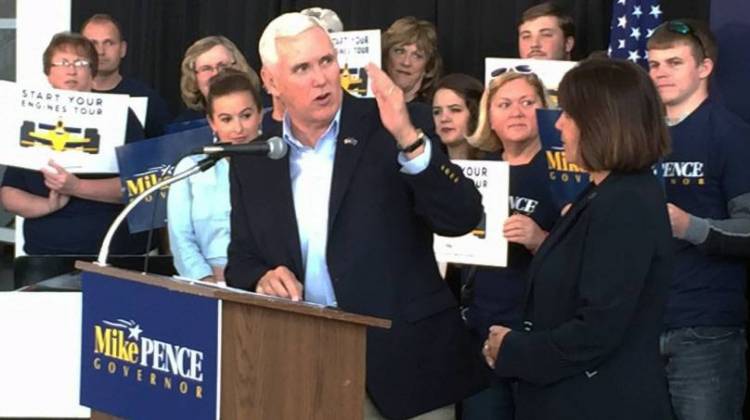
[
  {"left": 95, "top": 135, "right": 287, "bottom": 267},
  {"left": 95, "top": 155, "right": 220, "bottom": 266}
]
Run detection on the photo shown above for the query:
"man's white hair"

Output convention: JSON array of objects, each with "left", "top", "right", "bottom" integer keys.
[{"left": 258, "top": 12, "right": 328, "bottom": 67}]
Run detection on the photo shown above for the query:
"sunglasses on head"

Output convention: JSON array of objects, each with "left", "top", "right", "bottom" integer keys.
[
  {"left": 490, "top": 64, "right": 533, "bottom": 78},
  {"left": 665, "top": 20, "right": 707, "bottom": 59}
]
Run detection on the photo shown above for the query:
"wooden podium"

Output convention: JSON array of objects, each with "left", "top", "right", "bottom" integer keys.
[{"left": 76, "top": 261, "right": 390, "bottom": 420}]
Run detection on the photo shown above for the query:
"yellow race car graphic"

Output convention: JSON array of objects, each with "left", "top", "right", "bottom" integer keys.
[
  {"left": 19, "top": 120, "right": 100, "bottom": 154},
  {"left": 340, "top": 63, "right": 368, "bottom": 96}
]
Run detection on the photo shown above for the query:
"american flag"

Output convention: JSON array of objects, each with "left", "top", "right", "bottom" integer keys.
[{"left": 608, "top": 0, "right": 663, "bottom": 67}]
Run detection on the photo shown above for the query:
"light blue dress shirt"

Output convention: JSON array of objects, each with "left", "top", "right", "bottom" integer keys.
[
  {"left": 167, "top": 156, "right": 230, "bottom": 280},
  {"left": 282, "top": 109, "right": 432, "bottom": 306}
]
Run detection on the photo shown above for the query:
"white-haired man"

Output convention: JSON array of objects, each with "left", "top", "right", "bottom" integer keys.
[
  {"left": 263, "top": 7, "right": 344, "bottom": 129},
  {"left": 226, "top": 13, "right": 487, "bottom": 420}
]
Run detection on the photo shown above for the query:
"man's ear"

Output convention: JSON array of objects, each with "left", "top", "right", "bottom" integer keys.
[
  {"left": 697, "top": 57, "right": 714, "bottom": 80},
  {"left": 120, "top": 40, "right": 128, "bottom": 59},
  {"left": 261, "top": 66, "right": 279, "bottom": 96},
  {"left": 564, "top": 36, "right": 575, "bottom": 56}
]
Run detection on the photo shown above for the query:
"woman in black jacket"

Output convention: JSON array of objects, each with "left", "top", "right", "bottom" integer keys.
[{"left": 483, "top": 58, "right": 675, "bottom": 420}]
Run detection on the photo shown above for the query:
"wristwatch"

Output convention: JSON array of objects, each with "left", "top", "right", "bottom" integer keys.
[{"left": 398, "top": 129, "right": 425, "bottom": 153}]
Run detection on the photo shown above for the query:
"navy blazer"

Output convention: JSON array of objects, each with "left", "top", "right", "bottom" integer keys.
[
  {"left": 495, "top": 171, "right": 675, "bottom": 420},
  {"left": 226, "top": 93, "right": 488, "bottom": 419}
]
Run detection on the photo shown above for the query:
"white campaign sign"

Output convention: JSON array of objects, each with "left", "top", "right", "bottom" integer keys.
[
  {"left": 0, "top": 80, "right": 130, "bottom": 173},
  {"left": 331, "top": 30, "right": 381, "bottom": 98},
  {"left": 434, "top": 160, "right": 510, "bottom": 267}
]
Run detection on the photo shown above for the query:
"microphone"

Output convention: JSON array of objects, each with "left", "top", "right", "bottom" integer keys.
[{"left": 192, "top": 135, "right": 288, "bottom": 160}]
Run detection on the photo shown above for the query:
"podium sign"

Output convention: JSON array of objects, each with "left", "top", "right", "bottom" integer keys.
[{"left": 80, "top": 271, "right": 221, "bottom": 420}]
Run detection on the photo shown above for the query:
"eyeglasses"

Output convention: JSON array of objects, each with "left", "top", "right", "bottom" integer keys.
[
  {"left": 50, "top": 59, "right": 91, "bottom": 69},
  {"left": 490, "top": 64, "right": 533, "bottom": 78},
  {"left": 194, "top": 60, "right": 236, "bottom": 75},
  {"left": 665, "top": 20, "right": 707, "bottom": 59}
]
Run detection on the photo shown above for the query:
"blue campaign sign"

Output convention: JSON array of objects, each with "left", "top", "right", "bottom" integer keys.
[
  {"left": 536, "top": 109, "right": 590, "bottom": 207},
  {"left": 80, "top": 272, "right": 220, "bottom": 420},
  {"left": 116, "top": 126, "right": 213, "bottom": 233}
]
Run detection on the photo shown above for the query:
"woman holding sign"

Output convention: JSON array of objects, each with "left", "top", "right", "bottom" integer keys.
[
  {"left": 482, "top": 59, "right": 673, "bottom": 419},
  {"left": 459, "top": 71, "right": 561, "bottom": 419},
  {"left": 167, "top": 69, "right": 262, "bottom": 283},
  {"left": 0, "top": 32, "right": 149, "bottom": 256}
]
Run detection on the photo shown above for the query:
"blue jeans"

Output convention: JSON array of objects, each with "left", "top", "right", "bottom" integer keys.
[
  {"left": 461, "top": 377, "right": 514, "bottom": 420},
  {"left": 660, "top": 326, "right": 747, "bottom": 420}
]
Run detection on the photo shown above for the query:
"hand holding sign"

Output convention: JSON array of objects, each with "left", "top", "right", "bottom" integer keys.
[
  {"left": 42, "top": 159, "right": 81, "bottom": 196},
  {"left": 47, "top": 189, "right": 70, "bottom": 213},
  {"left": 503, "top": 214, "right": 548, "bottom": 254}
]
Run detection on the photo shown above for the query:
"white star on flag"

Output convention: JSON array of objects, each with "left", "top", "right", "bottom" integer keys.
[
  {"left": 618, "top": 15, "right": 628, "bottom": 28},
  {"left": 608, "top": 0, "right": 662, "bottom": 67},
  {"left": 650, "top": 5, "right": 662, "bottom": 19},
  {"left": 630, "top": 27, "right": 641, "bottom": 40}
]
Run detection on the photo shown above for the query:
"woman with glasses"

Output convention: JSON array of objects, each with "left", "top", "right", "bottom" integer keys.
[
  {"left": 460, "top": 71, "right": 561, "bottom": 419},
  {"left": 174, "top": 36, "right": 258, "bottom": 126},
  {"left": 0, "top": 32, "right": 150, "bottom": 256},
  {"left": 167, "top": 69, "right": 262, "bottom": 283},
  {"left": 483, "top": 59, "right": 674, "bottom": 420},
  {"left": 382, "top": 17, "right": 442, "bottom": 104}
]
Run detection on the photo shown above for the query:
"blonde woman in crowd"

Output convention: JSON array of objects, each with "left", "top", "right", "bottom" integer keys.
[
  {"left": 382, "top": 16, "right": 442, "bottom": 104},
  {"left": 175, "top": 35, "right": 257, "bottom": 123}
]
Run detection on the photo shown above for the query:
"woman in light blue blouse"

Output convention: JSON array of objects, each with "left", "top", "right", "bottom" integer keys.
[{"left": 168, "top": 68, "right": 262, "bottom": 282}]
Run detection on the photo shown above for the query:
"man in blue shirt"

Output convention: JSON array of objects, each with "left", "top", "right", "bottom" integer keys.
[
  {"left": 226, "top": 12, "right": 487, "bottom": 420},
  {"left": 648, "top": 19, "right": 750, "bottom": 420}
]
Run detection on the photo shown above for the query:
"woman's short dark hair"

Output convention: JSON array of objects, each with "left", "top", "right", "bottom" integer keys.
[
  {"left": 43, "top": 32, "right": 98, "bottom": 78},
  {"left": 558, "top": 59, "right": 670, "bottom": 172},
  {"left": 205, "top": 68, "right": 262, "bottom": 117},
  {"left": 433, "top": 73, "right": 484, "bottom": 135}
]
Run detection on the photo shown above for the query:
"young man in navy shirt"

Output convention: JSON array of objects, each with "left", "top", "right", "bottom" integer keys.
[{"left": 648, "top": 19, "right": 750, "bottom": 420}]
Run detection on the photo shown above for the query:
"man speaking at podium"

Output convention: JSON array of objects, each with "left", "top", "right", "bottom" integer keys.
[{"left": 226, "top": 13, "right": 487, "bottom": 420}]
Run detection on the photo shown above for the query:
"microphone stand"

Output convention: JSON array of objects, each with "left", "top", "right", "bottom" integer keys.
[{"left": 96, "top": 155, "right": 222, "bottom": 267}]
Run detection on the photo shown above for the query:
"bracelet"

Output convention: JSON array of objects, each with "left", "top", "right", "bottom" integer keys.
[{"left": 398, "top": 129, "right": 425, "bottom": 154}]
